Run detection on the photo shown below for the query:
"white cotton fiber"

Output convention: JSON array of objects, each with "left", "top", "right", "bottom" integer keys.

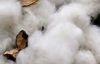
[
  {"left": 0, "top": 1, "right": 22, "bottom": 28},
  {"left": 0, "top": 0, "right": 100, "bottom": 64},
  {"left": 0, "top": 55, "right": 15, "bottom": 64},
  {"left": 13, "top": 10, "right": 40, "bottom": 36},
  {"left": 47, "top": 0, "right": 100, "bottom": 31},
  {"left": 13, "top": 0, "right": 55, "bottom": 36},
  {"left": 47, "top": 3, "right": 90, "bottom": 32},
  {"left": 85, "top": 25, "right": 100, "bottom": 64},
  {"left": 16, "top": 20, "right": 84, "bottom": 64},
  {"left": 47, "top": 0, "right": 70, "bottom": 7},
  {"left": 75, "top": 50, "right": 97, "bottom": 64},
  {"left": 28, "top": 30, "right": 43, "bottom": 47},
  {"left": 71, "top": 0, "right": 100, "bottom": 17},
  {"left": 48, "top": 0, "right": 100, "bottom": 14},
  {"left": 16, "top": 30, "right": 43, "bottom": 64},
  {"left": 23, "top": 0, "right": 55, "bottom": 19},
  {"left": 0, "top": 1, "right": 22, "bottom": 54}
]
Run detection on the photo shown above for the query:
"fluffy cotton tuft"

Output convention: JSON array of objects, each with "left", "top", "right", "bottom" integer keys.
[
  {"left": 0, "top": 1, "right": 22, "bottom": 54},
  {"left": 85, "top": 25, "right": 100, "bottom": 64},
  {"left": 74, "top": 50, "right": 97, "bottom": 64},
  {"left": 47, "top": 3, "right": 90, "bottom": 32},
  {"left": 16, "top": 18, "right": 84, "bottom": 64},
  {"left": 23, "top": 0, "right": 55, "bottom": 19},
  {"left": 13, "top": 0, "right": 56, "bottom": 36},
  {"left": 0, "top": 0, "right": 100, "bottom": 64},
  {"left": 0, "top": 55, "right": 15, "bottom": 64},
  {"left": 0, "top": 1, "right": 22, "bottom": 29},
  {"left": 13, "top": 10, "right": 40, "bottom": 36}
]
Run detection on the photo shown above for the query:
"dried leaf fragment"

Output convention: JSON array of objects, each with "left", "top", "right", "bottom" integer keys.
[{"left": 21, "top": 0, "right": 38, "bottom": 7}]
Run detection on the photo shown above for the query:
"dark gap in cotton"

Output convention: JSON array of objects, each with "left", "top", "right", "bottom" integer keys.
[{"left": 91, "top": 14, "right": 100, "bottom": 26}]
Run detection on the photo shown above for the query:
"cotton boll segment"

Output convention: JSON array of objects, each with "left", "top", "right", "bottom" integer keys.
[
  {"left": 0, "top": 55, "right": 15, "bottom": 64},
  {"left": 17, "top": 21, "right": 84, "bottom": 64},
  {"left": 0, "top": 1, "right": 22, "bottom": 29},
  {"left": 71, "top": 0, "right": 100, "bottom": 17},
  {"left": 28, "top": 30, "right": 43, "bottom": 47},
  {"left": 0, "top": 55, "right": 7, "bottom": 64},
  {"left": 0, "top": 37, "right": 13, "bottom": 54},
  {"left": 16, "top": 47, "right": 36, "bottom": 64},
  {"left": 23, "top": 0, "right": 55, "bottom": 19},
  {"left": 59, "top": 4, "right": 91, "bottom": 30},
  {"left": 0, "top": 0, "right": 16, "bottom": 1},
  {"left": 74, "top": 50, "right": 97, "bottom": 64},
  {"left": 35, "top": 22, "right": 84, "bottom": 64},
  {"left": 16, "top": 30, "right": 43, "bottom": 64},
  {"left": 47, "top": 0, "right": 70, "bottom": 8},
  {"left": 0, "top": 1, "right": 22, "bottom": 54},
  {"left": 47, "top": 3, "right": 90, "bottom": 32},
  {"left": 13, "top": 10, "right": 40, "bottom": 36},
  {"left": 84, "top": 25, "right": 100, "bottom": 64},
  {"left": 13, "top": 0, "right": 55, "bottom": 36},
  {"left": 7, "top": 60, "right": 15, "bottom": 64}
]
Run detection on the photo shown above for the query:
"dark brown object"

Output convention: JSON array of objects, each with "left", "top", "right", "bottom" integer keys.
[
  {"left": 3, "top": 48, "right": 18, "bottom": 61},
  {"left": 4, "top": 30, "right": 28, "bottom": 61},
  {"left": 16, "top": 30, "right": 28, "bottom": 50}
]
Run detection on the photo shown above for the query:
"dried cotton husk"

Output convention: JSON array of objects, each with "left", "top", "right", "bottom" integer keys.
[
  {"left": 4, "top": 30, "right": 28, "bottom": 61},
  {"left": 20, "top": 0, "right": 38, "bottom": 7}
]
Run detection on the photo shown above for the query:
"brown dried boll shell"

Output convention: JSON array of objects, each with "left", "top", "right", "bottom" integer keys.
[
  {"left": 3, "top": 48, "right": 18, "bottom": 61},
  {"left": 16, "top": 30, "right": 28, "bottom": 50},
  {"left": 4, "top": 30, "right": 28, "bottom": 61},
  {"left": 21, "top": 0, "right": 38, "bottom": 7}
]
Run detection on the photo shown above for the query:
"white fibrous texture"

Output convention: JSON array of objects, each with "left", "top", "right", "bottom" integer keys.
[
  {"left": 74, "top": 50, "right": 97, "bottom": 64},
  {"left": 0, "top": 1, "right": 22, "bottom": 54},
  {"left": 0, "top": 0, "right": 100, "bottom": 64}
]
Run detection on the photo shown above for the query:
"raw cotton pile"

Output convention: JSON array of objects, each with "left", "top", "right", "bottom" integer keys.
[{"left": 0, "top": 0, "right": 100, "bottom": 64}]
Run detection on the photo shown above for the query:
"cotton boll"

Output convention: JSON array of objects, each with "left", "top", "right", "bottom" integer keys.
[
  {"left": 28, "top": 30, "right": 43, "bottom": 47},
  {"left": 0, "top": 29, "right": 15, "bottom": 54},
  {"left": 0, "top": 1, "right": 22, "bottom": 29},
  {"left": 0, "top": 55, "right": 7, "bottom": 64},
  {"left": 23, "top": 0, "right": 55, "bottom": 19},
  {"left": 48, "top": 0, "right": 65, "bottom": 6},
  {"left": 85, "top": 25, "right": 100, "bottom": 63},
  {"left": 7, "top": 60, "right": 15, "bottom": 64},
  {"left": 60, "top": 4, "right": 91, "bottom": 30},
  {"left": 16, "top": 30, "right": 43, "bottom": 64},
  {"left": 17, "top": 21, "right": 84, "bottom": 64},
  {"left": 13, "top": 0, "right": 55, "bottom": 36},
  {"left": 0, "top": 0, "right": 16, "bottom": 1},
  {"left": 6, "top": 60, "right": 15, "bottom": 64},
  {"left": 71, "top": 0, "right": 100, "bottom": 5},
  {"left": 0, "top": 36, "right": 13, "bottom": 54},
  {"left": 0, "top": 1, "right": 22, "bottom": 53},
  {"left": 48, "top": 0, "right": 100, "bottom": 12},
  {"left": 13, "top": 10, "right": 40, "bottom": 36},
  {"left": 47, "top": 3, "right": 90, "bottom": 31},
  {"left": 74, "top": 50, "right": 97, "bottom": 64},
  {"left": 47, "top": 0, "right": 70, "bottom": 8},
  {"left": 0, "top": 55, "right": 15, "bottom": 64},
  {"left": 71, "top": 0, "right": 100, "bottom": 17},
  {"left": 0, "top": 1, "right": 22, "bottom": 36},
  {"left": 16, "top": 47, "right": 36, "bottom": 64}
]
